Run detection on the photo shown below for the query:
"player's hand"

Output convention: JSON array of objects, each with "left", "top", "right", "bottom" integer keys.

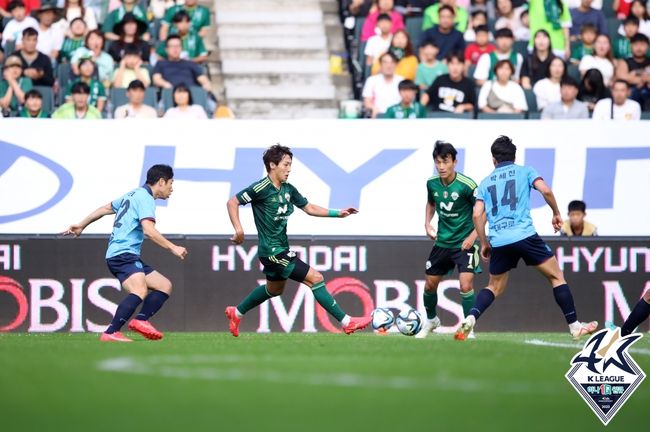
[
  {"left": 480, "top": 243, "right": 492, "bottom": 261},
  {"left": 230, "top": 230, "right": 244, "bottom": 245},
  {"left": 171, "top": 245, "right": 188, "bottom": 260},
  {"left": 339, "top": 208, "right": 358, "bottom": 218},
  {"left": 552, "top": 214, "right": 563, "bottom": 233},
  {"left": 461, "top": 237, "right": 474, "bottom": 250},
  {"left": 61, "top": 224, "right": 84, "bottom": 237},
  {"left": 425, "top": 224, "right": 437, "bottom": 241}
]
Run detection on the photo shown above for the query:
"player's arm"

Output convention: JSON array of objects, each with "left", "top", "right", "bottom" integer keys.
[
  {"left": 473, "top": 200, "right": 490, "bottom": 260},
  {"left": 301, "top": 203, "right": 358, "bottom": 218},
  {"left": 62, "top": 203, "right": 115, "bottom": 237},
  {"left": 424, "top": 201, "right": 437, "bottom": 240},
  {"left": 141, "top": 219, "right": 188, "bottom": 260},
  {"left": 227, "top": 195, "right": 245, "bottom": 244},
  {"left": 533, "top": 178, "right": 563, "bottom": 232}
]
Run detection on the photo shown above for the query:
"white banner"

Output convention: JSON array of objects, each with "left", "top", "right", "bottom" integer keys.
[{"left": 1, "top": 119, "right": 649, "bottom": 236}]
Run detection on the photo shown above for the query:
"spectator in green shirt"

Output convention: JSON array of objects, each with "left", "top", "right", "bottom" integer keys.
[
  {"left": 160, "top": 0, "right": 211, "bottom": 40},
  {"left": 65, "top": 57, "right": 106, "bottom": 112},
  {"left": 52, "top": 81, "right": 102, "bottom": 119},
  {"left": 19, "top": 89, "right": 49, "bottom": 117},
  {"left": 415, "top": 40, "right": 448, "bottom": 90},
  {"left": 102, "top": 0, "right": 149, "bottom": 42},
  {"left": 570, "top": 23, "right": 597, "bottom": 64},
  {"left": 60, "top": 17, "right": 87, "bottom": 62},
  {"left": 528, "top": 0, "right": 572, "bottom": 59},
  {"left": 423, "top": 0, "right": 469, "bottom": 33},
  {"left": 157, "top": 10, "right": 208, "bottom": 64},
  {"left": 614, "top": 17, "right": 640, "bottom": 59},
  {"left": 384, "top": 79, "right": 428, "bottom": 118},
  {"left": 0, "top": 55, "right": 32, "bottom": 114}
]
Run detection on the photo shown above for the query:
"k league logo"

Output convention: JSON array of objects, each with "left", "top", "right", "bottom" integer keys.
[{"left": 566, "top": 328, "right": 645, "bottom": 425}]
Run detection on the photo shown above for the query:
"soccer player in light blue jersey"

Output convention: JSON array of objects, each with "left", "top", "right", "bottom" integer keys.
[
  {"left": 455, "top": 136, "right": 598, "bottom": 341},
  {"left": 63, "top": 165, "right": 188, "bottom": 342}
]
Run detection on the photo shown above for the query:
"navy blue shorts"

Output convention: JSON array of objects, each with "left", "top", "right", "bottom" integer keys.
[
  {"left": 489, "top": 234, "right": 554, "bottom": 275},
  {"left": 106, "top": 253, "right": 154, "bottom": 283}
]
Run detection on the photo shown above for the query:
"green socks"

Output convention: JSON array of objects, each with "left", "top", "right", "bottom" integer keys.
[
  {"left": 423, "top": 290, "right": 438, "bottom": 319},
  {"left": 312, "top": 281, "right": 346, "bottom": 322},
  {"left": 460, "top": 289, "right": 475, "bottom": 318},
  {"left": 237, "top": 284, "right": 275, "bottom": 315}
]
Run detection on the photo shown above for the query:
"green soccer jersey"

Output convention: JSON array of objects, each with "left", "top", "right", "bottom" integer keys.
[
  {"left": 236, "top": 177, "right": 309, "bottom": 258},
  {"left": 427, "top": 172, "right": 477, "bottom": 248},
  {"left": 384, "top": 102, "right": 427, "bottom": 119},
  {"left": 164, "top": 5, "right": 211, "bottom": 33}
]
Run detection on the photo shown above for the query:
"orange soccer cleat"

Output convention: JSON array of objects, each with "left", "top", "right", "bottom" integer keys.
[
  {"left": 342, "top": 316, "right": 372, "bottom": 335},
  {"left": 225, "top": 306, "right": 241, "bottom": 337},
  {"left": 128, "top": 319, "right": 163, "bottom": 340},
  {"left": 99, "top": 332, "right": 133, "bottom": 342}
]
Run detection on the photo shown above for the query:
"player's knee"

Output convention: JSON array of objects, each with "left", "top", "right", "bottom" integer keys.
[
  {"left": 459, "top": 283, "right": 473, "bottom": 293},
  {"left": 424, "top": 284, "right": 437, "bottom": 294},
  {"left": 267, "top": 285, "right": 284, "bottom": 295},
  {"left": 311, "top": 271, "right": 324, "bottom": 285},
  {"left": 161, "top": 279, "right": 173, "bottom": 295}
]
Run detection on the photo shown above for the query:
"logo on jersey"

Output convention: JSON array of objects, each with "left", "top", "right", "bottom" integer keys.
[
  {"left": 443, "top": 191, "right": 448, "bottom": 199},
  {"left": 451, "top": 192, "right": 459, "bottom": 201},
  {"left": 277, "top": 204, "right": 289, "bottom": 215},
  {"left": 566, "top": 328, "right": 645, "bottom": 425},
  {"left": 440, "top": 202, "right": 454, "bottom": 211}
]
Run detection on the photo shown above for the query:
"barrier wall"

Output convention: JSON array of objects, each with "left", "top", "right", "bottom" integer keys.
[
  {"left": 1, "top": 119, "right": 649, "bottom": 236},
  {"left": 1, "top": 237, "right": 648, "bottom": 333}
]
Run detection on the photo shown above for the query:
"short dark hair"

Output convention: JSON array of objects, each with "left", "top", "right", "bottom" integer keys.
[
  {"left": 438, "top": 4, "right": 456, "bottom": 16},
  {"left": 631, "top": 33, "right": 650, "bottom": 45},
  {"left": 560, "top": 76, "right": 579, "bottom": 88},
  {"left": 263, "top": 144, "right": 293, "bottom": 172},
  {"left": 166, "top": 34, "right": 182, "bottom": 46},
  {"left": 580, "top": 23, "right": 598, "bottom": 34},
  {"left": 146, "top": 165, "right": 174, "bottom": 185},
  {"left": 623, "top": 16, "right": 640, "bottom": 26},
  {"left": 613, "top": 79, "right": 629, "bottom": 88},
  {"left": 7, "top": 0, "right": 25, "bottom": 12},
  {"left": 123, "top": 43, "right": 142, "bottom": 57},
  {"left": 172, "top": 84, "right": 193, "bottom": 106},
  {"left": 398, "top": 79, "right": 418, "bottom": 92},
  {"left": 474, "top": 24, "right": 489, "bottom": 34},
  {"left": 471, "top": 10, "right": 487, "bottom": 20},
  {"left": 172, "top": 10, "right": 191, "bottom": 23},
  {"left": 22, "top": 27, "right": 38, "bottom": 38},
  {"left": 127, "top": 79, "right": 146, "bottom": 91},
  {"left": 24, "top": 89, "right": 42, "bottom": 100},
  {"left": 491, "top": 135, "right": 516, "bottom": 163},
  {"left": 445, "top": 52, "right": 464, "bottom": 63},
  {"left": 432, "top": 140, "right": 458, "bottom": 161},
  {"left": 377, "top": 13, "right": 392, "bottom": 22},
  {"left": 70, "top": 81, "right": 90, "bottom": 94},
  {"left": 378, "top": 51, "right": 398, "bottom": 63},
  {"left": 420, "top": 40, "right": 439, "bottom": 49},
  {"left": 493, "top": 59, "right": 515, "bottom": 76},
  {"left": 494, "top": 28, "right": 514, "bottom": 39},
  {"left": 70, "top": 17, "right": 87, "bottom": 27},
  {"left": 568, "top": 200, "right": 586, "bottom": 213}
]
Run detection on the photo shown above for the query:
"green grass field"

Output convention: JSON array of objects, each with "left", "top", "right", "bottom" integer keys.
[{"left": 1, "top": 332, "right": 647, "bottom": 432}]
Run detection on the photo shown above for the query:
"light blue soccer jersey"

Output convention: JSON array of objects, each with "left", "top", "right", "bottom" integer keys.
[
  {"left": 476, "top": 162, "right": 542, "bottom": 247},
  {"left": 105, "top": 186, "right": 156, "bottom": 259}
]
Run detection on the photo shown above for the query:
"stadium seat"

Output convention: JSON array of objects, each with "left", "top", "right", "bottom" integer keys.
[
  {"left": 33, "top": 86, "right": 54, "bottom": 115},
  {"left": 513, "top": 40, "right": 529, "bottom": 57},
  {"left": 607, "top": 17, "right": 620, "bottom": 41},
  {"left": 527, "top": 111, "right": 542, "bottom": 119},
  {"left": 427, "top": 111, "right": 473, "bottom": 119},
  {"left": 477, "top": 112, "right": 526, "bottom": 120},
  {"left": 354, "top": 17, "right": 365, "bottom": 41},
  {"left": 406, "top": 17, "right": 423, "bottom": 46},
  {"left": 57, "top": 63, "right": 72, "bottom": 105},
  {"left": 641, "top": 111, "right": 650, "bottom": 120},
  {"left": 567, "top": 63, "right": 581, "bottom": 83},
  {"left": 4, "top": 39, "right": 15, "bottom": 56},
  {"left": 161, "top": 87, "right": 209, "bottom": 114},
  {"left": 467, "top": 64, "right": 476, "bottom": 79},
  {"left": 524, "top": 89, "right": 538, "bottom": 112},
  {"left": 111, "top": 87, "right": 158, "bottom": 113},
  {"left": 602, "top": 0, "right": 615, "bottom": 18}
]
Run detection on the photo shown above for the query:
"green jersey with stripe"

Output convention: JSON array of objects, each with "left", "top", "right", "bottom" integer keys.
[
  {"left": 236, "top": 177, "right": 309, "bottom": 257},
  {"left": 427, "top": 172, "right": 477, "bottom": 248}
]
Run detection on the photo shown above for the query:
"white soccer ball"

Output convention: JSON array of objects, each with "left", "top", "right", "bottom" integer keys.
[
  {"left": 371, "top": 307, "right": 394, "bottom": 331},
  {"left": 396, "top": 308, "right": 422, "bottom": 336}
]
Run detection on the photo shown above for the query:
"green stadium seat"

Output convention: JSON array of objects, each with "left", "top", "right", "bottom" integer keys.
[
  {"left": 467, "top": 64, "right": 476, "bottom": 79},
  {"left": 513, "top": 40, "right": 529, "bottom": 57},
  {"left": 56, "top": 63, "right": 72, "bottom": 104},
  {"left": 111, "top": 87, "right": 158, "bottom": 113},
  {"left": 477, "top": 112, "right": 526, "bottom": 120},
  {"left": 641, "top": 111, "right": 650, "bottom": 120},
  {"left": 524, "top": 89, "right": 538, "bottom": 112},
  {"left": 161, "top": 86, "right": 209, "bottom": 114},
  {"left": 607, "top": 17, "right": 620, "bottom": 42},
  {"left": 406, "top": 17, "right": 423, "bottom": 46},
  {"left": 602, "top": 0, "right": 616, "bottom": 19},
  {"left": 527, "top": 111, "right": 542, "bottom": 119},
  {"left": 32, "top": 86, "right": 54, "bottom": 115},
  {"left": 354, "top": 17, "right": 365, "bottom": 41},
  {"left": 427, "top": 111, "right": 474, "bottom": 119},
  {"left": 567, "top": 63, "right": 581, "bottom": 82},
  {"left": 4, "top": 39, "right": 16, "bottom": 56}
]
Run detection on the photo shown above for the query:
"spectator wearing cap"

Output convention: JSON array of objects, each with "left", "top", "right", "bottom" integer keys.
[
  {"left": 615, "top": 33, "right": 650, "bottom": 110},
  {"left": 370, "top": 29, "right": 417, "bottom": 80},
  {"left": 422, "top": 52, "right": 476, "bottom": 112},
  {"left": 419, "top": 5, "right": 465, "bottom": 60},
  {"left": 0, "top": 54, "right": 32, "bottom": 113},
  {"left": 19, "top": 88, "right": 49, "bottom": 117},
  {"left": 362, "top": 51, "right": 404, "bottom": 117},
  {"left": 541, "top": 76, "right": 590, "bottom": 118},
  {"left": 70, "top": 30, "right": 114, "bottom": 82},
  {"left": 361, "top": 0, "right": 405, "bottom": 42},
  {"left": 152, "top": 34, "right": 211, "bottom": 92},
  {"left": 364, "top": 13, "right": 393, "bottom": 67},
  {"left": 52, "top": 80, "right": 101, "bottom": 118},
  {"left": 112, "top": 43, "right": 150, "bottom": 88},
  {"left": 163, "top": 83, "right": 208, "bottom": 119},
  {"left": 59, "top": 17, "right": 86, "bottom": 62},
  {"left": 592, "top": 79, "right": 641, "bottom": 119},
  {"left": 114, "top": 79, "right": 157, "bottom": 118},
  {"left": 384, "top": 79, "right": 427, "bottom": 118},
  {"left": 102, "top": 0, "right": 149, "bottom": 42},
  {"left": 14, "top": 27, "right": 55, "bottom": 86},
  {"left": 65, "top": 57, "right": 105, "bottom": 111},
  {"left": 478, "top": 59, "right": 528, "bottom": 113},
  {"left": 560, "top": 200, "right": 598, "bottom": 236},
  {"left": 156, "top": 10, "right": 207, "bottom": 64},
  {"left": 473, "top": 27, "right": 522, "bottom": 86},
  {"left": 422, "top": 0, "right": 469, "bottom": 32},
  {"left": 108, "top": 12, "right": 150, "bottom": 63},
  {"left": 415, "top": 40, "right": 448, "bottom": 90},
  {"left": 34, "top": 1, "right": 65, "bottom": 61},
  {"left": 569, "top": 0, "right": 607, "bottom": 39},
  {"left": 160, "top": 0, "right": 210, "bottom": 40},
  {"left": 464, "top": 24, "right": 495, "bottom": 67},
  {"left": 2, "top": 0, "right": 38, "bottom": 50}
]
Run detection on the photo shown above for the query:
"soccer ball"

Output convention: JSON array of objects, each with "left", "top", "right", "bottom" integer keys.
[
  {"left": 371, "top": 308, "right": 394, "bottom": 331},
  {"left": 396, "top": 308, "right": 422, "bottom": 336}
]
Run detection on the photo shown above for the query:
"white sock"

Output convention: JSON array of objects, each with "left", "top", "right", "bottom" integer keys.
[
  {"left": 235, "top": 308, "right": 244, "bottom": 319},
  {"left": 568, "top": 321, "right": 581, "bottom": 334},
  {"left": 341, "top": 315, "right": 351, "bottom": 326}
]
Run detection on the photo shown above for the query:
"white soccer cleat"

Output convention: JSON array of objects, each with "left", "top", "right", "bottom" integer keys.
[
  {"left": 454, "top": 315, "right": 476, "bottom": 341},
  {"left": 467, "top": 329, "right": 476, "bottom": 339},
  {"left": 415, "top": 316, "right": 441, "bottom": 339},
  {"left": 570, "top": 321, "right": 598, "bottom": 341}
]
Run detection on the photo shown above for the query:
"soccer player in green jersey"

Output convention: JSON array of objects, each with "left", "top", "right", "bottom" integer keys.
[
  {"left": 416, "top": 141, "right": 480, "bottom": 339},
  {"left": 224, "top": 144, "right": 372, "bottom": 337}
]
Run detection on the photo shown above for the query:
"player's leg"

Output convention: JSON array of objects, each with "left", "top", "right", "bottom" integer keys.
[
  {"left": 621, "top": 290, "right": 650, "bottom": 336},
  {"left": 101, "top": 272, "right": 148, "bottom": 342},
  {"left": 454, "top": 272, "right": 509, "bottom": 341},
  {"left": 128, "top": 270, "right": 171, "bottom": 340},
  {"left": 454, "top": 244, "right": 481, "bottom": 318},
  {"left": 415, "top": 275, "right": 443, "bottom": 338}
]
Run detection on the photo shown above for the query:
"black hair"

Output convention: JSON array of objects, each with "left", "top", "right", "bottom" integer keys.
[
  {"left": 172, "top": 84, "right": 193, "bottom": 106},
  {"left": 420, "top": 40, "right": 440, "bottom": 49},
  {"left": 7, "top": 0, "right": 25, "bottom": 12},
  {"left": 438, "top": 4, "right": 456, "bottom": 16},
  {"left": 123, "top": 43, "right": 142, "bottom": 57},
  {"left": 613, "top": 79, "right": 630, "bottom": 88},
  {"left": 631, "top": 33, "right": 650, "bottom": 44},
  {"left": 629, "top": 0, "right": 650, "bottom": 20},
  {"left": 445, "top": 52, "right": 464, "bottom": 63},
  {"left": 263, "top": 144, "right": 293, "bottom": 172},
  {"left": 580, "top": 23, "right": 598, "bottom": 34},
  {"left": 166, "top": 34, "right": 182, "bottom": 45},
  {"left": 474, "top": 24, "right": 489, "bottom": 34},
  {"left": 377, "top": 12, "right": 392, "bottom": 22},
  {"left": 71, "top": 81, "right": 90, "bottom": 94},
  {"left": 579, "top": 68, "right": 609, "bottom": 100},
  {"left": 378, "top": 51, "right": 399, "bottom": 63},
  {"left": 491, "top": 136, "right": 516, "bottom": 163},
  {"left": 172, "top": 10, "right": 191, "bottom": 23},
  {"left": 22, "top": 27, "right": 38, "bottom": 38},
  {"left": 24, "top": 89, "right": 43, "bottom": 100},
  {"left": 432, "top": 140, "right": 457, "bottom": 162},
  {"left": 146, "top": 165, "right": 174, "bottom": 185},
  {"left": 85, "top": 30, "right": 105, "bottom": 49},
  {"left": 70, "top": 17, "right": 87, "bottom": 27},
  {"left": 471, "top": 10, "right": 487, "bottom": 20},
  {"left": 560, "top": 76, "right": 579, "bottom": 88},
  {"left": 623, "top": 16, "right": 640, "bottom": 26},
  {"left": 493, "top": 59, "right": 515, "bottom": 76},
  {"left": 568, "top": 200, "right": 586, "bottom": 213},
  {"left": 494, "top": 28, "right": 514, "bottom": 39},
  {"left": 127, "top": 79, "right": 146, "bottom": 91},
  {"left": 398, "top": 79, "right": 418, "bottom": 91}
]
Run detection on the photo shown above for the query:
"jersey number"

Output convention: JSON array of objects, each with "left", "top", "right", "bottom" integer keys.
[
  {"left": 113, "top": 200, "right": 130, "bottom": 228},
  {"left": 487, "top": 180, "right": 518, "bottom": 216}
]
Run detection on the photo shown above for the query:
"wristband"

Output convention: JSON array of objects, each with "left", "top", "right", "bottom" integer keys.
[{"left": 327, "top": 209, "right": 340, "bottom": 217}]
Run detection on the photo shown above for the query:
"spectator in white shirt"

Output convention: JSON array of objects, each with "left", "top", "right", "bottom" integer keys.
[
  {"left": 473, "top": 28, "right": 523, "bottom": 86},
  {"left": 579, "top": 34, "right": 615, "bottom": 86},
  {"left": 34, "top": 2, "right": 64, "bottom": 61},
  {"left": 163, "top": 84, "right": 208, "bottom": 119},
  {"left": 364, "top": 13, "right": 393, "bottom": 66},
  {"left": 362, "top": 51, "right": 404, "bottom": 117},
  {"left": 542, "top": 76, "right": 590, "bottom": 118},
  {"left": 592, "top": 79, "right": 642, "bottom": 120},
  {"left": 478, "top": 59, "right": 528, "bottom": 113},
  {"left": 54, "top": 0, "right": 99, "bottom": 35},
  {"left": 533, "top": 57, "right": 566, "bottom": 110},
  {"left": 114, "top": 79, "right": 158, "bottom": 118},
  {"left": 2, "top": 0, "right": 38, "bottom": 50}
]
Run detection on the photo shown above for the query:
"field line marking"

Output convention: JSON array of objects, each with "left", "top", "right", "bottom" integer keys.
[{"left": 524, "top": 339, "right": 650, "bottom": 356}]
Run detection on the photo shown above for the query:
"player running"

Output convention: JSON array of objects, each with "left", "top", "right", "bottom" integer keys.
[
  {"left": 63, "top": 164, "right": 188, "bottom": 342},
  {"left": 455, "top": 136, "right": 597, "bottom": 341},
  {"left": 224, "top": 144, "right": 371, "bottom": 336},
  {"left": 416, "top": 141, "right": 480, "bottom": 339},
  {"left": 621, "top": 292, "right": 650, "bottom": 336}
]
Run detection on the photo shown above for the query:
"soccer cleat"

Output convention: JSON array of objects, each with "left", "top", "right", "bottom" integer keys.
[
  {"left": 100, "top": 332, "right": 132, "bottom": 342},
  {"left": 128, "top": 319, "right": 163, "bottom": 340},
  {"left": 571, "top": 321, "right": 598, "bottom": 341},
  {"left": 454, "top": 315, "right": 476, "bottom": 341},
  {"left": 415, "top": 316, "right": 441, "bottom": 339},
  {"left": 467, "top": 329, "right": 476, "bottom": 339},
  {"left": 225, "top": 306, "right": 241, "bottom": 337},
  {"left": 342, "top": 316, "right": 372, "bottom": 335}
]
